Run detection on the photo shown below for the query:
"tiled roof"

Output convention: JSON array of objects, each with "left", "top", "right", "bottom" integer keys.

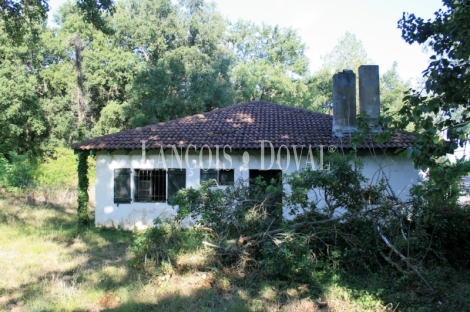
[{"left": 72, "top": 101, "right": 415, "bottom": 151}]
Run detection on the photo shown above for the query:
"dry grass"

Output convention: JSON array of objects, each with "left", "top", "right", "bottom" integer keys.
[{"left": 0, "top": 194, "right": 392, "bottom": 311}]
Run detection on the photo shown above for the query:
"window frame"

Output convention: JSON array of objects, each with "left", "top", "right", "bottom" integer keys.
[
  {"left": 114, "top": 168, "right": 132, "bottom": 204},
  {"left": 200, "top": 168, "right": 234, "bottom": 186},
  {"left": 168, "top": 169, "right": 186, "bottom": 202},
  {"left": 113, "top": 168, "right": 187, "bottom": 204},
  {"left": 134, "top": 169, "right": 167, "bottom": 203}
]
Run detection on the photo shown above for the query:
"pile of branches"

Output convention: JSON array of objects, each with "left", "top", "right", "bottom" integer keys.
[{"left": 168, "top": 154, "right": 470, "bottom": 289}]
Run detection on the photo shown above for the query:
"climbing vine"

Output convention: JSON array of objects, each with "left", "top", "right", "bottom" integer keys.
[{"left": 77, "top": 151, "right": 90, "bottom": 226}]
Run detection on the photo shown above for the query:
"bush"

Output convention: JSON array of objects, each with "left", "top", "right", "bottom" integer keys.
[
  {"left": 0, "top": 154, "right": 8, "bottom": 187},
  {"left": 34, "top": 147, "right": 96, "bottom": 189},
  {"left": 172, "top": 178, "right": 283, "bottom": 237},
  {"left": 259, "top": 233, "right": 317, "bottom": 283},
  {"left": 133, "top": 152, "right": 470, "bottom": 291},
  {"left": 130, "top": 218, "right": 208, "bottom": 274},
  {"left": 0, "top": 151, "right": 36, "bottom": 190},
  {"left": 34, "top": 147, "right": 78, "bottom": 189}
]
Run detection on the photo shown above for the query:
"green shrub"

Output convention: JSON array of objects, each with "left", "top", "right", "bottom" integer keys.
[
  {"left": 0, "top": 151, "right": 36, "bottom": 190},
  {"left": 0, "top": 154, "right": 8, "bottom": 187},
  {"left": 134, "top": 152, "right": 470, "bottom": 290},
  {"left": 172, "top": 178, "right": 282, "bottom": 237},
  {"left": 130, "top": 218, "right": 207, "bottom": 274},
  {"left": 34, "top": 147, "right": 96, "bottom": 189},
  {"left": 34, "top": 147, "right": 77, "bottom": 188},
  {"left": 259, "top": 233, "right": 317, "bottom": 283}
]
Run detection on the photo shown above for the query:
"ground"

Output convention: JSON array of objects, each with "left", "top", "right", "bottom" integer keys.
[{"left": 0, "top": 193, "right": 469, "bottom": 311}]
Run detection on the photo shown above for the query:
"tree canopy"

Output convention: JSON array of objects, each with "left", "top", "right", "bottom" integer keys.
[
  {"left": 321, "top": 32, "right": 370, "bottom": 74},
  {"left": 0, "top": 0, "right": 115, "bottom": 41},
  {"left": 227, "top": 21, "right": 311, "bottom": 107},
  {"left": 396, "top": 0, "right": 470, "bottom": 167},
  {"left": 0, "top": 0, "right": 410, "bottom": 158}
]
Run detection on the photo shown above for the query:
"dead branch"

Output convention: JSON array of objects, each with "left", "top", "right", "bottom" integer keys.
[
  {"left": 377, "top": 225, "right": 434, "bottom": 291},
  {"left": 241, "top": 215, "right": 347, "bottom": 242},
  {"left": 202, "top": 241, "right": 224, "bottom": 249}
]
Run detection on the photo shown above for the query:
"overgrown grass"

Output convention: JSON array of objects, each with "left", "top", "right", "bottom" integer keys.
[{"left": 1, "top": 194, "right": 470, "bottom": 311}]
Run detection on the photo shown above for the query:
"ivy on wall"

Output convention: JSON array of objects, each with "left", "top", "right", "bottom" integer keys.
[{"left": 77, "top": 151, "right": 90, "bottom": 225}]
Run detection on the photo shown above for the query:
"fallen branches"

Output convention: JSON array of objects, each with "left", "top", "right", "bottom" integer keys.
[
  {"left": 241, "top": 216, "right": 347, "bottom": 242},
  {"left": 377, "top": 225, "right": 434, "bottom": 291}
]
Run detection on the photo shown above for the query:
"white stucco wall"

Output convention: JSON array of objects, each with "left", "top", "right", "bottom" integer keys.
[{"left": 94, "top": 147, "right": 420, "bottom": 229}]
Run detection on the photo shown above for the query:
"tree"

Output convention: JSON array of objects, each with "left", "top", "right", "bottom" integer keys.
[
  {"left": 227, "top": 21, "right": 311, "bottom": 107},
  {"left": 380, "top": 62, "right": 410, "bottom": 119},
  {"left": 37, "top": 2, "right": 142, "bottom": 147},
  {"left": 126, "top": 0, "right": 234, "bottom": 126},
  {"left": 111, "top": 0, "right": 183, "bottom": 65},
  {"left": 397, "top": 0, "right": 470, "bottom": 167},
  {"left": 321, "top": 32, "right": 370, "bottom": 74},
  {"left": 305, "top": 68, "right": 333, "bottom": 113},
  {"left": 130, "top": 46, "right": 234, "bottom": 126},
  {"left": 307, "top": 32, "right": 371, "bottom": 113},
  {"left": 0, "top": 0, "right": 115, "bottom": 42},
  {"left": 0, "top": 22, "right": 47, "bottom": 156}
]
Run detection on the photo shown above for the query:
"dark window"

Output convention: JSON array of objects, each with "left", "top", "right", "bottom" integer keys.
[
  {"left": 168, "top": 169, "right": 186, "bottom": 201},
  {"left": 200, "top": 169, "right": 218, "bottom": 183},
  {"left": 249, "top": 169, "right": 283, "bottom": 222},
  {"left": 200, "top": 169, "right": 234, "bottom": 186},
  {"left": 114, "top": 169, "right": 131, "bottom": 203},
  {"left": 249, "top": 170, "right": 282, "bottom": 186},
  {"left": 135, "top": 169, "right": 166, "bottom": 202}
]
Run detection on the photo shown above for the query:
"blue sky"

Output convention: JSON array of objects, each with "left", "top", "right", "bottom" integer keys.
[{"left": 49, "top": 0, "right": 444, "bottom": 83}]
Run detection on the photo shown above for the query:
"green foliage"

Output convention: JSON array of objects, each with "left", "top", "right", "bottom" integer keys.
[
  {"left": 172, "top": 178, "right": 282, "bottom": 236},
  {"left": 227, "top": 21, "right": 309, "bottom": 76},
  {"left": 0, "top": 155, "right": 7, "bottom": 187},
  {"left": 76, "top": 0, "right": 116, "bottom": 35},
  {"left": 0, "top": 0, "right": 115, "bottom": 42},
  {"left": 130, "top": 218, "right": 206, "bottom": 273},
  {"left": 308, "top": 33, "right": 408, "bottom": 114},
  {"left": 406, "top": 160, "right": 470, "bottom": 268},
  {"left": 0, "top": 152, "right": 37, "bottom": 190},
  {"left": 412, "top": 160, "right": 470, "bottom": 209},
  {"left": 321, "top": 32, "right": 370, "bottom": 75},
  {"left": 380, "top": 62, "right": 410, "bottom": 119},
  {"left": 423, "top": 206, "right": 470, "bottom": 268},
  {"left": 172, "top": 181, "right": 227, "bottom": 231},
  {"left": 77, "top": 151, "right": 90, "bottom": 226},
  {"left": 35, "top": 148, "right": 78, "bottom": 188},
  {"left": 397, "top": 0, "right": 470, "bottom": 167},
  {"left": 129, "top": 46, "right": 234, "bottom": 126},
  {"left": 0, "top": 30, "right": 46, "bottom": 156},
  {"left": 134, "top": 150, "right": 470, "bottom": 298},
  {"left": 228, "top": 21, "right": 311, "bottom": 107},
  {"left": 287, "top": 152, "right": 367, "bottom": 217},
  {"left": 0, "top": 0, "right": 49, "bottom": 41},
  {"left": 34, "top": 147, "right": 96, "bottom": 190},
  {"left": 110, "top": 0, "right": 236, "bottom": 126},
  {"left": 259, "top": 234, "right": 316, "bottom": 283},
  {"left": 305, "top": 68, "right": 333, "bottom": 112}
]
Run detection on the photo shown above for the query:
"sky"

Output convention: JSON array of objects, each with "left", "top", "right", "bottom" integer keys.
[
  {"left": 49, "top": 0, "right": 444, "bottom": 83},
  {"left": 210, "top": 0, "right": 444, "bottom": 83}
]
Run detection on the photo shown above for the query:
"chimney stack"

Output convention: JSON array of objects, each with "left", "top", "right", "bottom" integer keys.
[
  {"left": 332, "top": 69, "right": 356, "bottom": 136},
  {"left": 358, "top": 65, "right": 380, "bottom": 132},
  {"left": 332, "top": 65, "right": 381, "bottom": 136}
]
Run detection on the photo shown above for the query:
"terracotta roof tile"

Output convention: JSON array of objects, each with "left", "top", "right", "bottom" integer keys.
[{"left": 72, "top": 101, "right": 415, "bottom": 151}]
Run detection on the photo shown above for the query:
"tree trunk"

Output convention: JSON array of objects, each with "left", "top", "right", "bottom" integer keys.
[{"left": 74, "top": 34, "right": 86, "bottom": 130}]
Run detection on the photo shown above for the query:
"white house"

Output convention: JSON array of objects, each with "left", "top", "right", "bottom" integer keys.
[{"left": 73, "top": 65, "right": 420, "bottom": 229}]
